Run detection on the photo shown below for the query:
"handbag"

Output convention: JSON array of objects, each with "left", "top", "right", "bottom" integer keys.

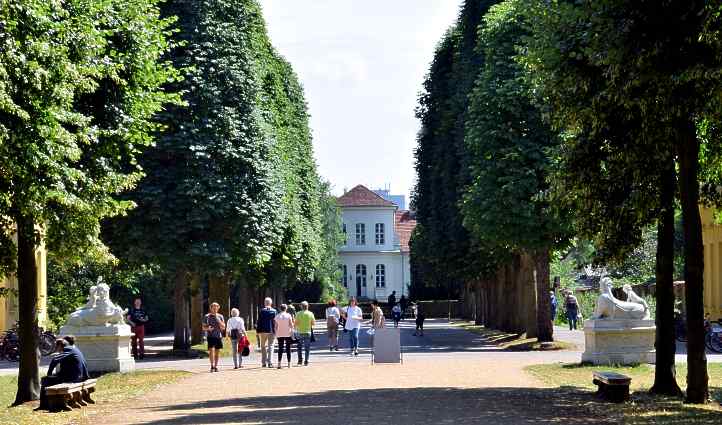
[{"left": 238, "top": 335, "right": 250, "bottom": 356}]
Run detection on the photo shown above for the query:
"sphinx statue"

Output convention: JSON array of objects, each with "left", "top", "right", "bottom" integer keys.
[
  {"left": 592, "top": 277, "right": 650, "bottom": 320},
  {"left": 64, "top": 278, "right": 127, "bottom": 327}
]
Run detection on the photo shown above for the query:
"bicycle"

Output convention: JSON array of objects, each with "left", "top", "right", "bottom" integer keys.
[{"left": 0, "top": 322, "right": 57, "bottom": 361}]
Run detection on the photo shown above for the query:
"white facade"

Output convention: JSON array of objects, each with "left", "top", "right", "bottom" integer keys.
[{"left": 339, "top": 206, "right": 411, "bottom": 299}]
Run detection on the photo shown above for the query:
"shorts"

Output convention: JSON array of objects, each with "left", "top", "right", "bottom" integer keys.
[{"left": 207, "top": 336, "right": 223, "bottom": 350}]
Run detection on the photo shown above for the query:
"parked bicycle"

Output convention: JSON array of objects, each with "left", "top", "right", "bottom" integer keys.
[
  {"left": 0, "top": 322, "right": 56, "bottom": 361},
  {"left": 674, "top": 313, "right": 722, "bottom": 353}
]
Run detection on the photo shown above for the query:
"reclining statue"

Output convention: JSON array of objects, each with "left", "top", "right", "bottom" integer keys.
[
  {"left": 592, "top": 277, "right": 650, "bottom": 320},
  {"left": 64, "top": 278, "right": 127, "bottom": 327}
]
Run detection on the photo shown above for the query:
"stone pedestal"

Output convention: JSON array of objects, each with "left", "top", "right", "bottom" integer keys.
[
  {"left": 582, "top": 319, "right": 656, "bottom": 365},
  {"left": 59, "top": 324, "right": 135, "bottom": 373}
]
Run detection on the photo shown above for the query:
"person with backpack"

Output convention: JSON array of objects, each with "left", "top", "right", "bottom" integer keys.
[
  {"left": 564, "top": 290, "right": 579, "bottom": 330},
  {"left": 227, "top": 308, "right": 246, "bottom": 369}
]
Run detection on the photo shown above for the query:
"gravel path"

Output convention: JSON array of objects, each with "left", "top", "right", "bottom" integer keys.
[{"left": 95, "top": 321, "right": 617, "bottom": 425}]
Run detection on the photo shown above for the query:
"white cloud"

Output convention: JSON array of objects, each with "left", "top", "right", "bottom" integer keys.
[{"left": 260, "top": 0, "right": 463, "bottom": 199}]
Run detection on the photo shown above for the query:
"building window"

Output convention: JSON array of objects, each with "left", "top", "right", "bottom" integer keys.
[
  {"left": 356, "top": 264, "right": 367, "bottom": 287},
  {"left": 375, "top": 223, "right": 385, "bottom": 245},
  {"left": 342, "top": 265, "right": 348, "bottom": 287},
  {"left": 342, "top": 223, "right": 347, "bottom": 245},
  {"left": 375, "top": 264, "right": 386, "bottom": 288},
  {"left": 355, "top": 223, "right": 365, "bottom": 245}
]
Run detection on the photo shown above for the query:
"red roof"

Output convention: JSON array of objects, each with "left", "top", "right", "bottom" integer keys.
[
  {"left": 337, "top": 185, "right": 396, "bottom": 207},
  {"left": 395, "top": 210, "right": 417, "bottom": 253}
]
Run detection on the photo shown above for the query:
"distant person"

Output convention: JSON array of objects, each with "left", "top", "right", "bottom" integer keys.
[
  {"left": 399, "top": 295, "right": 408, "bottom": 319},
  {"left": 256, "top": 297, "right": 277, "bottom": 368},
  {"left": 387, "top": 291, "right": 396, "bottom": 308},
  {"left": 37, "top": 339, "right": 89, "bottom": 410},
  {"left": 371, "top": 300, "right": 385, "bottom": 330},
  {"left": 287, "top": 304, "right": 302, "bottom": 365},
  {"left": 550, "top": 291, "right": 558, "bottom": 325},
  {"left": 274, "top": 304, "right": 294, "bottom": 369},
  {"left": 295, "top": 301, "right": 316, "bottom": 366},
  {"left": 325, "top": 299, "right": 341, "bottom": 351},
  {"left": 565, "top": 291, "right": 579, "bottom": 330},
  {"left": 202, "top": 302, "right": 225, "bottom": 372},
  {"left": 344, "top": 298, "right": 363, "bottom": 356},
  {"left": 227, "top": 308, "right": 246, "bottom": 369},
  {"left": 413, "top": 305, "right": 426, "bottom": 336},
  {"left": 126, "top": 297, "right": 149, "bottom": 360},
  {"left": 392, "top": 303, "right": 402, "bottom": 328}
]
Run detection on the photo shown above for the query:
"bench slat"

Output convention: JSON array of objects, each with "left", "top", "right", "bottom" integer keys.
[{"left": 593, "top": 371, "right": 631, "bottom": 385}]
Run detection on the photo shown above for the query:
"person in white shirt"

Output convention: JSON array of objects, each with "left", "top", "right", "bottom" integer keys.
[
  {"left": 325, "top": 299, "right": 341, "bottom": 351},
  {"left": 227, "top": 308, "right": 246, "bottom": 369},
  {"left": 344, "top": 298, "right": 364, "bottom": 356}
]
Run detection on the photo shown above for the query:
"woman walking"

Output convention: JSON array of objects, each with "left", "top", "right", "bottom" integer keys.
[
  {"left": 227, "top": 308, "right": 246, "bottom": 369},
  {"left": 344, "top": 298, "right": 363, "bottom": 356},
  {"left": 326, "top": 299, "right": 340, "bottom": 351},
  {"left": 202, "top": 302, "right": 225, "bottom": 372},
  {"left": 274, "top": 304, "right": 295, "bottom": 369}
]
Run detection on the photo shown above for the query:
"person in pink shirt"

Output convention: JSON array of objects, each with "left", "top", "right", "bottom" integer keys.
[{"left": 274, "top": 304, "right": 295, "bottom": 369}]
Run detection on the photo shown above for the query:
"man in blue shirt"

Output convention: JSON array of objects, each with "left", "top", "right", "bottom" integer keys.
[
  {"left": 256, "top": 297, "right": 277, "bottom": 368},
  {"left": 37, "top": 339, "right": 89, "bottom": 410}
]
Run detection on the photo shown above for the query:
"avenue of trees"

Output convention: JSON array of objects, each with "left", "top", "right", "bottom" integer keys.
[
  {"left": 0, "top": 0, "right": 341, "bottom": 403},
  {"left": 411, "top": 0, "right": 722, "bottom": 403}
]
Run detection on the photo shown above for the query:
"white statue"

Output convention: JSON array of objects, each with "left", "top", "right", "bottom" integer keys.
[
  {"left": 592, "top": 277, "right": 650, "bottom": 320},
  {"left": 65, "top": 278, "right": 127, "bottom": 326}
]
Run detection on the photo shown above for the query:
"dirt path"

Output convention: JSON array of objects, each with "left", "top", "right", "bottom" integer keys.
[{"left": 94, "top": 322, "right": 617, "bottom": 424}]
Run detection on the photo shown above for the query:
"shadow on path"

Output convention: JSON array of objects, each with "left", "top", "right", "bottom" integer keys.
[{"left": 138, "top": 386, "right": 621, "bottom": 425}]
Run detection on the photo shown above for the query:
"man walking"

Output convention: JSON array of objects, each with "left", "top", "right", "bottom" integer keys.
[
  {"left": 295, "top": 301, "right": 316, "bottom": 366},
  {"left": 256, "top": 297, "right": 277, "bottom": 368}
]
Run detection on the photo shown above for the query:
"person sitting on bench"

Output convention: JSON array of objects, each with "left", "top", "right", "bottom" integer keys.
[{"left": 37, "top": 339, "right": 89, "bottom": 410}]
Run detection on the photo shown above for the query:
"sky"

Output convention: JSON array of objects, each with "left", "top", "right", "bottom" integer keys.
[{"left": 259, "top": 0, "right": 463, "bottom": 201}]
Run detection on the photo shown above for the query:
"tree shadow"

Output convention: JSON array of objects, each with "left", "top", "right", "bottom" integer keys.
[{"left": 134, "top": 386, "right": 623, "bottom": 425}]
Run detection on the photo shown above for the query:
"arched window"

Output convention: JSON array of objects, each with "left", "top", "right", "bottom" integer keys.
[{"left": 375, "top": 264, "right": 386, "bottom": 288}]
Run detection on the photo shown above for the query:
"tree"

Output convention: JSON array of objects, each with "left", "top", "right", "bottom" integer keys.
[
  {"left": 524, "top": 0, "right": 722, "bottom": 402},
  {"left": 412, "top": 1, "right": 499, "bottom": 310},
  {"left": 0, "top": 0, "right": 179, "bottom": 403},
  {"left": 461, "top": 0, "right": 570, "bottom": 342}
]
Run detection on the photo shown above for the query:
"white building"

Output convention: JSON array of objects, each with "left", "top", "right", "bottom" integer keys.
[{"left": 337, "top": 185, "right": 416, "bottom": 300}]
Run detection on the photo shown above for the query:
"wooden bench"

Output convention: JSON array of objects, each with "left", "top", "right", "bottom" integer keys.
[
  {"left": 46, "top": 379, "right": 97, "bottom": 412},
  {"left": 592, "top": 371, "right": 631, "bottom": 402}
]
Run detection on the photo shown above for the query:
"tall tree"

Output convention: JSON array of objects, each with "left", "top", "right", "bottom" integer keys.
[
  {"left": 524, "top": 0, "right": 722, "bottom": 402},
  {"left": 0, "top": 0, "right": 179, "bottom": 403},
  {"left": 461, "top": 0, "right": 570, "bottom": 342}
]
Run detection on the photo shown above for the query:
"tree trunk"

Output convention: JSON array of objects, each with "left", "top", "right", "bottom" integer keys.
[
  {"left": 13, "top": 215, "right": 40, "bottom": 405},
  {"left": 173, "top": 268, "right": 190, "bottom": 351},
  {"left": 208, "top": 274, "right": 231, "bottom": 318},
  {"left": 534, "top": 249, "right": 553, "bottom": 342},
  {"left": 650, "top": 162, "right": 683, "bottom": 396},
  {"left": 677, "top": 124, "right": 709, "bottom": 403},
  {"left": 475, "top": 279, "right": 483, "bottom": 325},
  {"left": 520, "top": 252, "right": 537, "bottom": 338},
  {"left": 189, "top": 272, "right": 203, "bottom": 345}
]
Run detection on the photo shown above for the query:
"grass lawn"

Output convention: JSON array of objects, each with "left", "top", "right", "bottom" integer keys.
[
  {"left": 458, "top": 322, "right": 575, "bottom": 351},
  {"left": 0, "top": 370, "right": 190, "bottom": 425},
  {"left": 527, "top": 363, "right": 722, "bottom": 424},
  {"left": 191, "top": 330, "right": 257, "bottom": 358}
]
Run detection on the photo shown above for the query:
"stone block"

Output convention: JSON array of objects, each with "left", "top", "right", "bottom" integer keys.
[
  {"left": 581, "top": 319, "right": 656, "bottom": 365},
  {"left": 60, "top": 324, "right": 135, "bottom": 373}
]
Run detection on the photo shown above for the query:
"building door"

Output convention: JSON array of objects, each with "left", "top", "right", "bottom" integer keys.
[{"left": 356, "top": 264, "right": 367, "bottom": 298}]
